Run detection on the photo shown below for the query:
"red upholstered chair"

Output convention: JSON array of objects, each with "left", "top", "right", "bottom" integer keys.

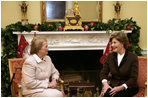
[
  {"left": 8, "top": 58, "right": 65, "bottom": 97},
  {"left": 8, "top": 58, "right": 26, "bottom": 97},
  {"left": 133, "top": 56, "right": 147, "bottom": 97}
]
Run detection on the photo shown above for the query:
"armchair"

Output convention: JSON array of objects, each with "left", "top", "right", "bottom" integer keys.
[
  {"left": 8, "top": 58, "right": 26, "bottom": 97},
  {"left": 8, "top": 58, "right": 65, "bottom": 97},
  {"left": 133, "top": 56, "right": 147, "bottom": 97}
]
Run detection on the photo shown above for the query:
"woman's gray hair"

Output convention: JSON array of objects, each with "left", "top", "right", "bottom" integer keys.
[{"left": 30, "top": 37, "right": 47, "bottom": 55}]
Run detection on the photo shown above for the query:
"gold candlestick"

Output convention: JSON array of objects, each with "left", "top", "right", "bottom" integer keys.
[
  {"left": 114, "top": 1, "right": 121, "bottom": 20},
  {"left": 20, "top": 1, "right": 28, "bottom": 24}
]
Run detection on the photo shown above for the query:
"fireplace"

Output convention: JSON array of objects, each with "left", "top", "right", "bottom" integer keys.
[
  {"left": 48, "top": 50, "right": 103, "bottom": 96},
  {"left": 48, "top": 50, "right": 103, "bottom": 84}
]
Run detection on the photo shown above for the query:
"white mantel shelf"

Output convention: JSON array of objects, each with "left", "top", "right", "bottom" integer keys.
[
  {"left": 13, "top": 31, "right": 131, "bottom": 35},
  {"left": 13, "top": 31, "right": 131, "bottom": 57}
]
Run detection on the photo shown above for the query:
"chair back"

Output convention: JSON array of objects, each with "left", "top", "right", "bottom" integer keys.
[
  {"left": 8, "top": 58, "right": 26, "bottom": 97},
  {"left": 137, "top": 57, "right": 147, "bottom": 88}
]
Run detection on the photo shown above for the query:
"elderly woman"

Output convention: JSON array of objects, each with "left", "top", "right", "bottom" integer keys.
[
  {"left": 100, "top": 32, "right": 139, "bottom": 97},
  {"left": 21, "top": 37, "right": 63, "bottom": 97}
]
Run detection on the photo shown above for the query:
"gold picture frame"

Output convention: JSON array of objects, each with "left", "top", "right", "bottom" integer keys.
[{"left": 41, "top": 1, "right": 103, "bottom": 23}]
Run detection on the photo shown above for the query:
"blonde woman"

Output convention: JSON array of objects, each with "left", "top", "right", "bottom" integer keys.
[{"left": 21, "top": 37, "right": 63, "bottom": 97}]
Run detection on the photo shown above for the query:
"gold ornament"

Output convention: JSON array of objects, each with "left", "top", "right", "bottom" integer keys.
[
  {"left": 64, "top": 1, "right": 84, "bottom": 31},
  {"left": 114, "top": 1, "right": 121, "bottom": 20},
  {"left": 20, "top": 1, "right": 28, "bottom": 24}
]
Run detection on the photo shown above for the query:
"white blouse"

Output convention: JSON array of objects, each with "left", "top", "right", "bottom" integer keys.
[{"left": 117, "top": 53, "right": 125, "bottom": 66}]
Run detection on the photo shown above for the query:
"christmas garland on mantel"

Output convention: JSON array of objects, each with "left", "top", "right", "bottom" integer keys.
[{"left": 1, "top": 17, "right": 142, "bottom": 96}]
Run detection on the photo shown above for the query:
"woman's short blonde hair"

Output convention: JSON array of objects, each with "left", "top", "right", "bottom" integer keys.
[
  {"left": 30, "top": 37, "right": 47, "bottom": 55},
  {"left": 110, "top": 31, "right": 129, "bottom": 49}
]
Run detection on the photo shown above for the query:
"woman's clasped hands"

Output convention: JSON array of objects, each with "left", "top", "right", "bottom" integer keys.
[
  {"left": 103, "top": 82, "right": 125, "bottom": 96},
  {"left": 48, "top": 79, "right": 57, "bottom": 88}
]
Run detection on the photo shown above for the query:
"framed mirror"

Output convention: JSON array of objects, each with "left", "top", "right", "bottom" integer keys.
[{"left": 41, "top": 1, "right": 102, "bottom": 22}]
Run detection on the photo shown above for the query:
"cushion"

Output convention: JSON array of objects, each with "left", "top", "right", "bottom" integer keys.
[{"left": 137, "top": 57, "right": 147, "bottom": 88}]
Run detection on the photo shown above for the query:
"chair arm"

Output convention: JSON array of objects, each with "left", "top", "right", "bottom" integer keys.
[
  {"left": 57, "top": 78, "right": 65, "bottom": 96},
  {"left": 12, "top": 79, "right": 22, "bottom": 97},
  {"left": 58, "top": 78, "right": 64, "bottom": 92},
  {"left": 17, "top": 83, "right": 22, "bottom": 97},
  {"left": 145, "top": 81, "right": 147, "bottom": 97}
]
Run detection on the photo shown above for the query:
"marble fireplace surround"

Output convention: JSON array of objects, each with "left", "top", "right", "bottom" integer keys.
[{"left": 13, "top": 31, "right": 131, "bottom": 56}]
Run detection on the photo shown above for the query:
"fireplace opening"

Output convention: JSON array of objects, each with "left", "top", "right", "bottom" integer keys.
[{"left": 48, "top": 50, "right": 103, "bottom": 88}]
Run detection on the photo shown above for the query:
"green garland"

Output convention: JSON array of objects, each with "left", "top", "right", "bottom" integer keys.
[{"left": 1, "top": 17, "right": 142, "bottom": 96}]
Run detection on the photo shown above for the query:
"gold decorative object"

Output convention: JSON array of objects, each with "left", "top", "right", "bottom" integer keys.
[
  {"left": 77, "top": 88, "right": 80, "bottom": 97},
  {"left": 67, "top": 88, "right": 70, "bottom": 97},
  {"left": 84, "top": 89, "right": 92, "bottom": 97},
  {"left": 72, "top": 1, "right": 80, "bottom": 16},
  {"left": 64, "top": 1, "right": 84, "bottom": 31},
  {"left": 114, "top": 1, "right": 121, "bottom": 20},
  {"left": 94, "top": 87, "right": 100, "bottom": 97},
  {"left": 20, "top": 1, "right": 28, "bottom": 24}
]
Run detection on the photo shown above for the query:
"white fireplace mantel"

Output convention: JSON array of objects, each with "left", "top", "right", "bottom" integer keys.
[{"left": 13, "top": 31, "right": 131, "bottom": 56}]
